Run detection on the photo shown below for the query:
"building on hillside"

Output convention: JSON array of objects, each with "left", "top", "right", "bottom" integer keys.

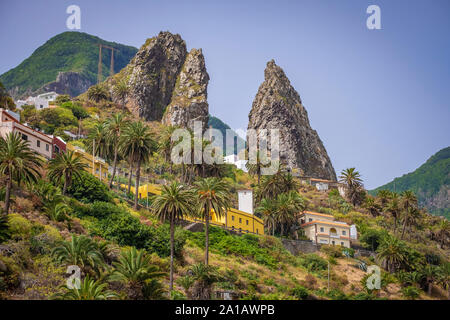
[
  {"left": 224, "top": 154, "right": 248, "bottom": 172},
  {"left": 299, "top": 177, "right": 346, "bottom": 197},
  {"left": 299, "top": 211, "right": 352, "bottom": 248},
  {"left": 0, "top": 108, "right": 63, "bottom": 159},
  {"left": 66, "top": 143, "right": 108, "bottom": 182},
  {"left": 128, "top": 183, "right": 264, "bottom": 235},
  {"left": 15, "top": 92, "right": 59, "bottom": 110}
]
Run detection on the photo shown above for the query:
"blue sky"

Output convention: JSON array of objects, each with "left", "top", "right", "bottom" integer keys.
[{"left": 1, "top": 0, "right": 449, "bottom": 189}]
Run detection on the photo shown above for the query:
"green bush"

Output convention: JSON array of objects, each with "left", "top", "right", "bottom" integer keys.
[
  {"left": 8, "top": 214, "right": 32, "bottom": 239},
  {"left": 320, "top": 245, "right": 343, "bottom": 258},
  {"left": 80, "top": 201, "right": 124, "bottom": 219},
  {"left": 291, "top": 286, "right": 309, "bottom": 300},
  {"left": 401, "top": 286, "right": 420, "bottom": 300},
  {"left": 359, "top": 228, "right": 387, "bottom": 251},
  {"left": 301, "top": 254, "right": 328, "bottom": 272},
  {"left": 67, "top": 171, "right": 112, "bottom": 203},
  {"left": 91, "top": 212, "right": 186, "bottom": 258}
]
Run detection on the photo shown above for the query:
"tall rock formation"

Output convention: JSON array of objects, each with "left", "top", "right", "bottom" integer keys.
[
  {"left": 109, "top": 31, "right": 209, "bottom": 129},
  {"left": 247, "top": 60, "right": 336, "bottom": 180}
]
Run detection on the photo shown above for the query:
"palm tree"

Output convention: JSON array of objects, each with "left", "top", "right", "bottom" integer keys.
[
  {"left": 52, "top": 275, "right": 117, "bottom": 300},
  {"left": 45, "top": 202, "right": 71, "bottom": 222},
  {"left": 273, "top": 191, "right": 306, "bottom": 237},
  {"left": 400, "top": 190, "right": 418, "bottom": 212},
  {"left": 436, "top": 219, "right": 450, "bottom": 249},
  {"left": 52, "top": 235, "right": 104, "bottom": 274},
  {"left": 157, "top": 126, "right": 178, "bottom": 175},
  {"left": 48, "top": 150, "right": 87, "bottom": 195},
  {"left": 339, "top": 168, "right": 364, "bottom": 206},
  {"left": 113, "top": 79, "right": 129, "bottom": 111},
  {"left": 106, "top": 113, "right": 128, "bottom": 189},
  {"left": 176, "top": 275, "right": 195, "bottom": 299},
  {"left": 376, "top": 189, "right": 392, "bottom": 208},
  {"left": 376, "top": 235, "right": 408, "bottom": 273},
  {"left": 386, "top": 193, "right": 400, "bottom": 234},
  {"left": 119, "top": 121, "right": 155, "bottom": 209},
  {"left": 194, "top": 177, "right": 232, "bottom": 265},
  {"left": 110, "top": 247, "right": 165, "bottom": 300},
  {"left": 363, "top": 196, "right": 381, "bottom": 217},
  {"left": 401, "top": 206, "right": 419, "bottom": 240},
  {"left": 87, "top": 84, "right": 109, "bottom": 103},
  {"left": 421, "top": 265, "right": 441, "bottom": 296},
  {"left": 256, "top": 198, "right": 276, "bottom": 236},
  {"left": 246, "top": 150, "right": 269, "bottom": 186},
  {"left": 189, "top": 263, "right": 222, "bottom": 300},
  {"left": 87, "top": 121, "right": 110, "bottom": 161},
  {"left": 0, "top": 132, "right": 43, "bottom": 214},
  {"left": 151, "top": 182, "right": 195, "bottom": 292}
]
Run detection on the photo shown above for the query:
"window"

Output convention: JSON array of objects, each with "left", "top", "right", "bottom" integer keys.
[
  {"left": 342, "top": 230, "right": 346, "bottom": 235},
  {"left": 309, "top": 218, "right": 312, "bottom": 222},
  {"left": 341, "top": 242, "right": 344, "bottom": 246},
  {"left": 21, "top": 134, "right": 28, "bottom": 141},
  {"left": 231, "top": 216, "right": 234, "bottom": 221},
  {"left": 37, "top": 140, "right": 40, "bottom": 147},
  {"left": 332, "top": 240, "right": 335, "bottom": 245},
  {"left": 320, "top": 227, "right": 324, "bottom": 232},
  {"left": 46, "top": 144, "right": 49, "bottom": 151},
  {"left": 239, "top": 218, "right": 242, "bottom": 223},
  {"left": 40, "top": 105, "right": 43, "bottom": 109},
  {"left": 246, "top": 220, "right": 249, "bottom": 225},
  {"left": 256, "top": 229, "right": 259, "bottom": 234}
]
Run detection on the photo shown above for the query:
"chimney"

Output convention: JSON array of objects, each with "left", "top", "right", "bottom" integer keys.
[{"left": 238, "top": 189, "right": 253, "bottom": 214}]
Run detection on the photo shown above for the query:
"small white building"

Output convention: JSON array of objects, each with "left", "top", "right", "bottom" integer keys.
[
  {"left": 14, "top": 92, "right": 58, "bottom": 110},
  {"left": 224, "top": 154, "right": 248, "bottom": 172}
]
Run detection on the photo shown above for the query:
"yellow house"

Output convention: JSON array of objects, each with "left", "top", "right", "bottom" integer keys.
[
  {"left": 67, "top": 143, "right": 109, "bottom": 183},
  {"left": 126, "top": 182, "right": 264, "bottom": 235},
  {"left": 299, "top": 211, "right": 351, "bottom": 248}
]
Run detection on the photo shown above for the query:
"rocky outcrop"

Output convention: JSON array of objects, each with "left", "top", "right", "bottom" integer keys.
[
  {"left": 247, "top": 60, "right": 336, "bottom": 180},
  {"left": 109, "top": 31, "right": 209, "bottom": 128},
  {"left": 38, "top": 71, "right": 92, "bottom": 97},
  {"left": 162, "top": 48, "right": 209, "bottom": 129}
]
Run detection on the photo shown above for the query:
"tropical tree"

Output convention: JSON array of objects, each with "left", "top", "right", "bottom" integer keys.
[
  {"left": 45, "top": 202, "right": 71, "bottom": 222},
  {"left": 0, "top": 132, "right": 43, "bottom": 214},
  {"left": 401, "top": 206, "right": 419, "bottom": 240},
  {"left": 87, "top": 121, "right": 110, "bottom": 161},
  {"left": 110, "top": 247, "right": 165, "bottom": 300},
  {"left": 339, "top": 168, "right": 364, "bottom": 206},
  {"left": 176, "top": 275, "right": 195, "bottom": 299},
  {"left": 273, "top": 191, "right": 306, "bottom": 237},
  {"left": 246, "top": 150, "right": 269, "bottom": 186},
  {"left": 376, "top": 189, "right": 392, "bottom": 208},
  {"left": 157, "top": 126, "right": 178, "bottom": 175},
  {"left": 435, "top": 219, "right": 450, "bottom": 249},
  {"left": 376, "top": 235, "right": 408, "bottom": 273},
  {"left": 52, "top": 235, "right": 104, "bottom": 274},
  {"left": 189, "top": 263, "right": 223, "bottom": 300},
  {"left": 194, "top": 177, "right": 232, "bottom": 265},
  {"left": 52, "top": 275, "right": 117, "bottom": 300},
  {"left": 106, "top": 113, "right": 128, "bottom": 188},
  {"left": 151, "top": 182, "right": 195, "bottom": 292},
  {"left": 256, "top": 198, "right": 276, "bottom": 236},
  {"left": 363, "top": 196, "right": 381, "bottom": 217},
  {"left": 119, "top": 121, "right": 155, "bottom": 209},
  {"left": 113, "top": 79, "right": 129, "bottom": 111},
  {"left": 48, "top": 150, "right": 87, "bottom": 195},
  {"left": 87, "top": 84, "right": 109, "bottom": 103},
  {"left": 421, "top": 265, "right": 441, "bottom": 296},
  {"left": 386, "top": 193, "right": 401, "bottom": 234}
]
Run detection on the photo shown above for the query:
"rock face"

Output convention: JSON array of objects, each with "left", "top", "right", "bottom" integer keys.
[
  {"left": 39, "top": 71, "right": 92, "bottom": 97},
  {"left": 162, "top": 48, "right": 209, "bottom": 129},
  {"left": 248, "top": 60, "right": 336, "bottom": 180},
  {"left": 110, "top": 31, "right": 209, "bottom": 129}
]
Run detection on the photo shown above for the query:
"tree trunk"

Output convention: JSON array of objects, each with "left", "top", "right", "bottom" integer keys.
[
  {"left": 63, "top": 172, "right": 68, "bottom": 195},
  {"left": 134, "top": 157, "right": 141, "bottom": 209},
  {"left": 109, "top": 145, "right": 118, "bottom": 189},
  {"left": 169, "top": 214, "right": 175, "bottom": 294},
  {"left": 127, "top": 161, "right": 133, "bottom": 195},
  {"left": 4, "top": 174, "right": 12, "bottom": 215},
  {"left": 401, "top": 218, "right": 407, "bottom": 240},
  {"left": 205, "top": 202, "right": 211, "bottom": 265}
]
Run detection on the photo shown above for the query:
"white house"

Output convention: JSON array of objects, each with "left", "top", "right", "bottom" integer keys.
[
  {"left": 224, "top": 154, "right": 248, "bottom": 172},
  {"left": 14, "top": 91, "right": 58, "bottom": 110}
]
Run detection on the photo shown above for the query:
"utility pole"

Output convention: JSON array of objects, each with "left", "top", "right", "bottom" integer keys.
[
  {"left": 327, "top": 261, "right": 330, "bottom": 291},
  {"left": 92, "top": 139, "right": 95, "bottom": 176}
]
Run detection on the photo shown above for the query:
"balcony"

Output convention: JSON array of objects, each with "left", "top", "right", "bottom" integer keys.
[{"left": 330, "top": 233, "right": 340, "bottom": 239}]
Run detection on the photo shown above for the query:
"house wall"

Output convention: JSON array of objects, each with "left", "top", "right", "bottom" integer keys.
[{"left": 66, "top": 144, "right": 108, "bottom": 182}]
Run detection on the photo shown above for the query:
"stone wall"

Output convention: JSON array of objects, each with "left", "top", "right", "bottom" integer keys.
[{"left": 282, "top": 239, "right": 321, "bottom": 255}]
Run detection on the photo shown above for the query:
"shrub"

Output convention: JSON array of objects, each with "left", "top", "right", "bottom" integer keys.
[
  {"left": 291, "top": 285, "right": 309, "bottom": 300},
  {"left": 301, "top": 254, "right": 328, "bottom": 272},
  {"left": 84, "top": 201, "right": 125, "bottom": 219},
  {"left": 303, "top": 274, "right": 318, "bottom": 290},
  {"left": 359, "top": 228, "right": 387, "bottom": 251},
  {"left": 401, "top": 286, "right": 420, "bottom": 300},
  {"left": 67, "top": 171, "right": 112, "bottom": 203},
  {"left": 8, "top": 214, "right": 32, "bottom": 239},
  {"left": 13, "top": 197, "right": 34, "bottom": 212},
  {"left": 320, "top": 245, "right": 343, "bottom": 258}
]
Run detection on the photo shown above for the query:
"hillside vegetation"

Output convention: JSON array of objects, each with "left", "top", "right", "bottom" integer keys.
[
  {"left": 371, "top": 147, "right": 449, "bottom": 219},
  {"left": 0, "top": 32, "right": 137, "bottom": 98}
]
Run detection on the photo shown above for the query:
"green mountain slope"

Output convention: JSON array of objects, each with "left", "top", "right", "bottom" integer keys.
[
  {"left": 0, "top": 31, "right": 137, "bottom": 98},
  {"left": 371, "top": 147, "right": 450, "bottom": 218},
  {"left": 208, "top": 115, "right": 246, "bottom": 155}
]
